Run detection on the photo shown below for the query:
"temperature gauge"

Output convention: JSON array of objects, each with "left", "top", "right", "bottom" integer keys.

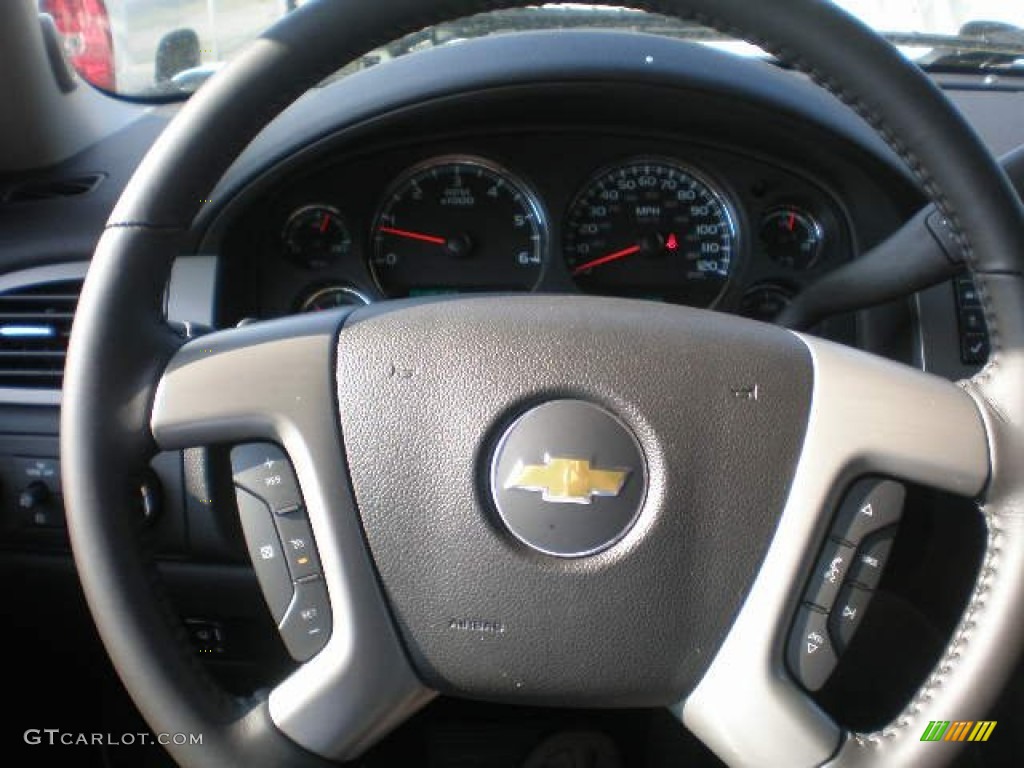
[
  {"left": 759, "top": 207, "right": 823, "bottom": 270},
  {"left": 282, "top": 205, "right": 352, "bottom": 269}
]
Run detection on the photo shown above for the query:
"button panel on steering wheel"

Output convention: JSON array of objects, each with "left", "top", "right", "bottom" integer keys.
[
  {"left": 787, "top": 478, "right": 905, "bottom": 690},
  {"left": 231, "top": 443, "right": 331, "bottom": 661}
]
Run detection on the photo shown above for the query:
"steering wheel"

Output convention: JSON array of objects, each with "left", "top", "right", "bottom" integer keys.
[{"left": 61, "top": 1, "right": 1024, "bottom": 766}]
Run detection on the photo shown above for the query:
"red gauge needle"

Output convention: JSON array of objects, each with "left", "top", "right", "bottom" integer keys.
[
  {"left": 379, "top": 226, "right": 447, "bottom": 246},
  {"left": 319, "top": 213, "right": 331, "bottom": 234},
  {"left": 572, "top": 244, "right": 642, "bottom": 275}
]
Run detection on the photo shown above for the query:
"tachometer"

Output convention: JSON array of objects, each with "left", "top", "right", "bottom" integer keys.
[
  {"left": 371, "top": 156, "right": 546, "bottom": 297},
  {"left": 564, "top": 159, "right": 738, "bottom": 306}
]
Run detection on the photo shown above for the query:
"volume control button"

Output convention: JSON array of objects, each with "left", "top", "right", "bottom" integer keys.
[{"left": 230, "top": 443, "right": 302, "bottom": 513}]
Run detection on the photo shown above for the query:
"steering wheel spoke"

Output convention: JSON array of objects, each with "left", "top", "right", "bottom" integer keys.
[
  {"left": 679, "top": 334, "right": 990, "bottom": 768},
  {"left": 150, "top": 310, "right": 434, "bottom": 760},
  {"left": 151, "top": 311, "right": 347, "bottom": 450},
  {"left": 791, "top": 334, "right": 990, "bottom": 494}
]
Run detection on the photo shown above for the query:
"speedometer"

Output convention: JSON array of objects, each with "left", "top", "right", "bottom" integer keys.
[{"left": 564, "top": 159, "right": 738, "bottom": 306}]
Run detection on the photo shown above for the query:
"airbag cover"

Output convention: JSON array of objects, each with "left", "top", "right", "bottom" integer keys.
[{"left": 335, "top": 296, "right": 812, "bottom": 706}]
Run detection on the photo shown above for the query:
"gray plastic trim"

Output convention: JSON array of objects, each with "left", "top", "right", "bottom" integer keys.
[
  {"left": 167, "top": 255, "right": 218, "bottom": 328},
  {"left": 38, "top": 13, "right": 76, "bottom": 94},
  {"left": 0, "top": 260, "right": 88, "bottom": 295},
  {"left": 149, "top": 310, "right": 434, "bottom": 760},
  {"left": 678, "top": 332, "right": 990, "bottom": 768}
]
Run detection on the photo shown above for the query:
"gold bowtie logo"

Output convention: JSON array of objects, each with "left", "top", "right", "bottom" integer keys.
[{"left": 504, "top": 455, "right": 630, "bottom": 505}]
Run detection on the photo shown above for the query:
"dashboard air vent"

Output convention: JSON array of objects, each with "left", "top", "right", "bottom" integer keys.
[
  {"left": 4, "top": 173, "right": 104, "bottom": 203},
  {"left": 0, "top": 279, "right": 83, "bottom": 389}
]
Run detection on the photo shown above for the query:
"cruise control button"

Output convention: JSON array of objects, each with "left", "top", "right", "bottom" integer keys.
[
  {"left": 833, "top": 479, "right": 905, "bottom": 546},
  {"left": 231, "top": 443, "right": 302, "bottom": 513},
  {"left": 278, "top": 577, "right": 331, "bottom": 661},
  {"left": 830, "top": 584, "right": 874, "bottom": 652},
  {"left": 848, "top": 531, "right": 895, "bottom": 590},
  {"left": 804, "top": 539, "right": 855, "bottom": 611},
  {"left": 235, "top": 487, "right": 293, "bottom": 622},
  {"left": 787, "top": 605, "right": 837, "bottom": 692},
  {"left": 275, "top": 513, "right": 321, "bottom": 581}
]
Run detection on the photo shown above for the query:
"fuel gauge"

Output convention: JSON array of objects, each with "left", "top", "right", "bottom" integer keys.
[{"left": 759, "top": 207, "right": 823, "bottom": 270}]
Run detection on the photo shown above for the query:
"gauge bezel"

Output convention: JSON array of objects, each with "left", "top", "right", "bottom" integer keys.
[
  {"left": 281, "top": 204, "right": 352, "bottom": 269},
  {"left": 562, "top": 156, "right": 741, "bottom": 309},
  {"left": 297, "top": 284, "right": 373, "bottom": 313},
  {"left": 759, "top": 205, "right": 825, "bottom": 271},
  {"left": 369, "top": 154, "right": 549, "bottom": 297}
]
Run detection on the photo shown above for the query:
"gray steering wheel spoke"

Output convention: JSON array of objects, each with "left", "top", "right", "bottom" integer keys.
[
  {"left": 791, "top": 334, "right": 989, "bottom": 495},
  {"left": 151, "top": 310, "right": 434, "bottom": 760},
  {"left": 679, "top": 334, "right": 990, "bottom": 768},
  {"left": 151, "top": 311, "right": 344, "bottom": 450}
]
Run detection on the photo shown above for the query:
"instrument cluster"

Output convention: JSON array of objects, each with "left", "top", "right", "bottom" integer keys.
[{"left": 224, "top": 135, "right": 852, "bottom": 325}]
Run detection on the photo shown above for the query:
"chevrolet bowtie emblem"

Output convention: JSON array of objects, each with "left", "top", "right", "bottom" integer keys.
[{"left": 504, "top": 455, "right": 630, "bottom": 505}]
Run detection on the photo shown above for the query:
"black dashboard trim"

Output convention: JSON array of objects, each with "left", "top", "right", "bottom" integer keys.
[{"left": 189, "top": 31, "right": 919, "bottom": 255}]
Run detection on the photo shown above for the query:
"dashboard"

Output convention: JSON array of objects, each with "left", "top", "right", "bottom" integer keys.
[{"left": 209, "top": 34, "right": 923, "bottom": 337}]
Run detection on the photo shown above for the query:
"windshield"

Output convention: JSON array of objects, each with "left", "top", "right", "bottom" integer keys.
[{"left": 40, "top": 1, "right": 1024, "bottom": 99}]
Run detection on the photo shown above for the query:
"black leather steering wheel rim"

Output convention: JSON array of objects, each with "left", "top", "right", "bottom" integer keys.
[{"left": 61, "top": 1, "right": 1024, "bottom": 767}]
